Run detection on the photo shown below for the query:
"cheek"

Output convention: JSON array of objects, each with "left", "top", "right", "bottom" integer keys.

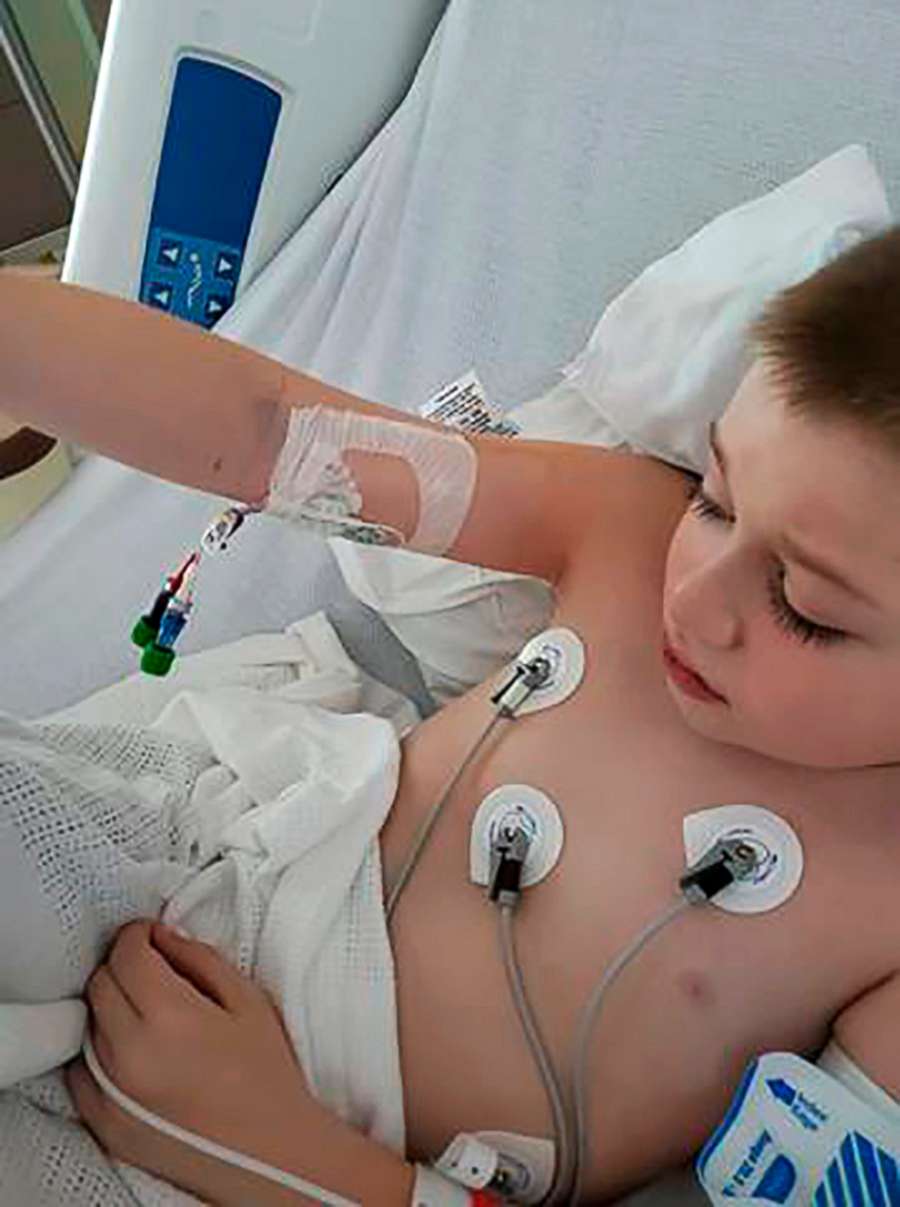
[
  {"left": 663, "top": 515, "right": 708, "bottom": 608},
  {"left": 664, "top": 517, "right": 690, "bottom": 589},
  {"left": 732, "top": 624, "right": 858, "bottom": 760},
  {"left": 739, "top": 631, "right": 812, "bottom": 709},
  {"left": 664, "top": 518, "right": 900, "bottom": 765},
  {"left": 743, "top": 648, "right": 883, "bottom": 766},
  {"left": 665, "top": 518, "right": 811, "bottom": 698}
]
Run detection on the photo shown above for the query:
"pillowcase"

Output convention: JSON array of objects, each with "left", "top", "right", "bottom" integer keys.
[
  {"left": 557, "top": 144, "right": 893, "bottom": 474},
  {"left": 332, "top": 145, "right": 894, "bottom": 704}
]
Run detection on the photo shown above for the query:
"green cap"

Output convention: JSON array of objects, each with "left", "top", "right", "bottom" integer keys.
[
  {"left": 131, "top": 616, "right": 158, "bottom": 649},
  {"left": 141, "top": 643, "right": 176, "bottom": 677}
]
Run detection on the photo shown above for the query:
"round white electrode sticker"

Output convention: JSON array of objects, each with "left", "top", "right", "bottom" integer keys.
[{"left": 682, "top": 804, "right": 804, "bottom": 914}]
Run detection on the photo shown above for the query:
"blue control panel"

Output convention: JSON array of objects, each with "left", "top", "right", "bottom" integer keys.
[{"left": 140, "top": 57, "right": 282, "bottom": 329}]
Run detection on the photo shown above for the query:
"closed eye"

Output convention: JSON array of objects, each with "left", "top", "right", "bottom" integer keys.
[{"left": 686, "top": 482, "right": 849, "bottom": 648}]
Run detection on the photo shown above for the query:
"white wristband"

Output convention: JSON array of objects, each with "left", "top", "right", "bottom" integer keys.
[{"left": 410, "top": 1163, "right": 472, "bottom": 1206}]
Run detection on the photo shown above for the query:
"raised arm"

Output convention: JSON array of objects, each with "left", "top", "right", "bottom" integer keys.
[
  {"left": 0, "top": 273, "right": 639, "bottom": 586},
  {"left": 832, "top": 969, "right": 900, "bottom": 1102},
  {"left": 0, "top": 272, "right": 289, "bottom": 506}
]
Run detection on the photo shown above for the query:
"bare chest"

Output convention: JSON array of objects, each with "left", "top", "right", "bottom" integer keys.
[{"left": 380, "top": 527, "right": 900, "bottom": 1190}]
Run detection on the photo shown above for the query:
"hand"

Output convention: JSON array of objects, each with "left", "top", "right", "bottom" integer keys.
[{"left": 66, "top": 920, "right": 315, "bottom": 1205}]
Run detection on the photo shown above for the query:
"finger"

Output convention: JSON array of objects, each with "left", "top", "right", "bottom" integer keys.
[
  {"left": 86, "top": 964, "right": 142, "bottom": 1054},
  {"left": 107, "top": 920, "right": 211, "bottom": 1019},
  {"left": 108, "top": 919, "right": 239, "bottom": 1019},
  {"left": 150, "top": 923, "right": 256, "bottom": 1015},
  {"left": 105, "top": 921, "right": 158, "bottom": 1017}
]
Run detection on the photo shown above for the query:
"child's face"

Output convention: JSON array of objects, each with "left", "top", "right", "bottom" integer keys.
[{"left": 664, "top": 358, "right": 900, "bottom": 768}]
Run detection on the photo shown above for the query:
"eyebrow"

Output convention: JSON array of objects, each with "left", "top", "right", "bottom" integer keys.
[{"left": 707, "top": 420, "right": 880, "bottom": 611}]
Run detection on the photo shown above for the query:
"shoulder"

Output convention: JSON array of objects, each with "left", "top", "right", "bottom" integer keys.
[
  {"left": 832, "top": 971, "right": 900, "bottom": 1100},
  {"left": 582, "top": 447, "right": 696, "bottom": 543},
  {"left": 557, "top": 449, "right": 697, "bottom": 592},
  {"left": 564, "top": 442, "right": 697, "bottom": 497}
]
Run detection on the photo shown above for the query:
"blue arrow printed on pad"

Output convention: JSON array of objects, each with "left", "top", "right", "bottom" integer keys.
[{"left": 767, "top": 1080, "right": 798, "bottom": 1107}]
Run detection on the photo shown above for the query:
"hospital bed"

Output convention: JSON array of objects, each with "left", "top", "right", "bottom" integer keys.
[{"left": 1, "top": 0, "right": 899, "bottom": 1202}]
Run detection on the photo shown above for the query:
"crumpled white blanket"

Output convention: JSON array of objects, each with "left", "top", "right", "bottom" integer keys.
[{"left": 0, "top": 612, "right": 418, "bottom": 1205}]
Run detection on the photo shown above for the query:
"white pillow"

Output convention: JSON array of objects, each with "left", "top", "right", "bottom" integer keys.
[
  {"left": 557, "top": 144, "right": 893, "bottom": 474},
  {"left": 334, "top": 145, "right": 894, "bottom": 703}
]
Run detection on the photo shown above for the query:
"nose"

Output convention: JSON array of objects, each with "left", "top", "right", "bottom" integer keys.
[{"left": 667, "top": 560, "right": 741, "bottom": 651}]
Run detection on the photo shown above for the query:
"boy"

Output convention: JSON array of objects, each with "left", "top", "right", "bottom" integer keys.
[{"left": 1, "top": 229, "right": 898, "bottom": 1204}]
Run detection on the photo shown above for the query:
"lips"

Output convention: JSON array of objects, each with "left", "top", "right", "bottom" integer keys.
[{"left": 662, "top": 634, "right": 727, "bottom": 702}]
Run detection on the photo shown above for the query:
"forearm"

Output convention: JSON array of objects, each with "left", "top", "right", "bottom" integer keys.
[
  {"left": 0, "top": 272, "right": 573, "bottom": 581},
  {"left": 0, "top": 273, "right": 428, "bottom": 534},
  {"left": 832, "top": 971, "right": 900, "bottom": 1100},
  {"left": 233, "top": 1100, "right": 416, "bottom": 1207},
  {"left": 0, "top": 273, "right": 290, "bottom": 504}
]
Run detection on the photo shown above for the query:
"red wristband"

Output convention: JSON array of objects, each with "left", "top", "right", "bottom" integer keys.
[{"left": 470, "top": 1193, "right": 503, "bottom": 1207}]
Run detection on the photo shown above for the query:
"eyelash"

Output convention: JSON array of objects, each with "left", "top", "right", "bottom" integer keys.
[{"left": 685, "top": 482, "right": 849, "bottom": 648}]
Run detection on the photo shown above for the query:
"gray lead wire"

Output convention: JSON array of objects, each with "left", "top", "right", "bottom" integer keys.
[
  {"left": 385, "top": 710, "right": 508, "bottom": 922},
  {"left": 568, "top": 898, "right": 693, "bottom": 1205},
  {"left": 498, "top": 905, "right": 574, "bottom": 1207},
  {"left": 386, "top": 656, "right": 553, "bottom": 921}
]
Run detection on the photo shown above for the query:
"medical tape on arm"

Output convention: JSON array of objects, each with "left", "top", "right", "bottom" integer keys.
[{"left": 264, "top": 405, "right": 478, "bottom": 556}]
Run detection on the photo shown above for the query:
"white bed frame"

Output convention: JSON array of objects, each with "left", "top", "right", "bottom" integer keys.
[{"left": 63, "top": 0, "right": 449, "bottom": 318}]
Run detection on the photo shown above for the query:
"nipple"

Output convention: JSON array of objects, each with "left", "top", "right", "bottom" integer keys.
[{"left": 682, "top": 804, "right": 804, "bottom": 914}]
